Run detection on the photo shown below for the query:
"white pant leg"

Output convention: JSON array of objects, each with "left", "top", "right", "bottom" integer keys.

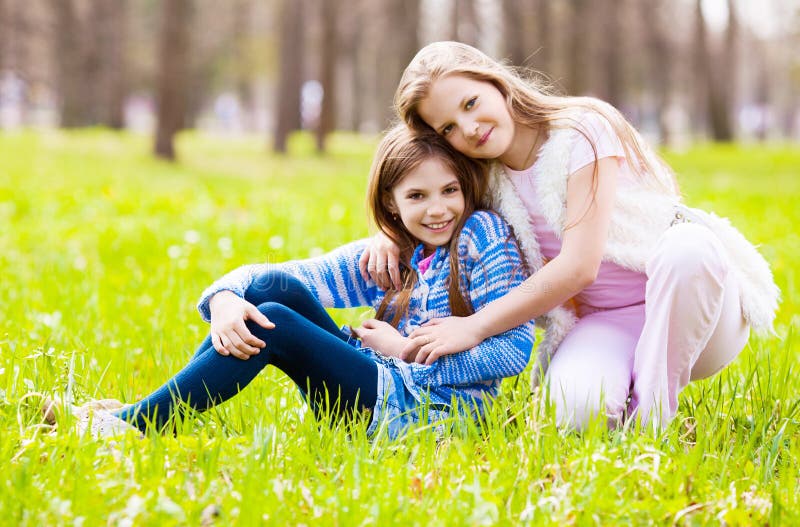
[
  {"left": 631, "top": 223, "right": 749, "bottom": 429},
  {"left": 545, "top": 304, "right": 645, "bottom": 431}
]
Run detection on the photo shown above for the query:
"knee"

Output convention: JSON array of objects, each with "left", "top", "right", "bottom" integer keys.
[
  {"left": 254, "top": 301, "right": 293, "bottom": 323},
  {"left": 649, "top": 224, "right": 727, "bottom": 283},
  {"left": 245, "top": 270, "right": 307, "bottom": 305},
  {"left": 245, "top": 302, "right": 297, "bottom": 340}
]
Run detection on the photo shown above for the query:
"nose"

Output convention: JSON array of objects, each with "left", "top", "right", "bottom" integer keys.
[
  {"left": 460, "top": 117, "right": 479, "bottom": 139},
  {"left": 427, "top": 197, "right": 446, "bottom": 216}
]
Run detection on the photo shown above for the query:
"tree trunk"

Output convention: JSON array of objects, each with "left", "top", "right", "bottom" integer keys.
[
  {"left": 451, "top": 0, "right": 478, "bottom": 47},
  {"left": 104, "top": 0, "right": 128, "bottom": 129},
  {"left": 316, "top": 0, "right": 337, "bottom": 152},
  {"left": 154, "top": 0, "right": 193, "bottom": 161},
  {"left": 233, "top": 0, "right": 254, "bottom": 131},
  {"left": 698, "top": 0, "right": 736, "bottom": 141},
  {"left": 88, "top": 0, "right": 127, "bottom": 129},
  {"left": 377, "top": 0, "right": 419, "bottom": 130},
  {"left": 692, "top": 0, "right": 709, "bottom": 136},
  {"left": 0, "top": 0, "right": 6, "bottom": 75},
  {"left": 642, "top": 0, "right": 672, "bottom": 143},
  {"left": 601, "top": 0, "right": 623, "bottom": 108},
  {"left": 273, "top": 0, "right": 305, "bottom": 153},
  {"left": 502, "top": 0, "right": 525, "bottom": 67},
  {"left": 52, "top": 0, "right": 91, "bottom": 127},
  {"left": 340, "top": 0, "right": 362, "bottom": 131},
  {"left": 566, "top": 0, "right": 590, "bottom": 95},
  {"left": 707, "top": 0, "right": 736, "bottom": 141},
  {"left": 534, "top": 0, "right": 551, "bottom": 74}
]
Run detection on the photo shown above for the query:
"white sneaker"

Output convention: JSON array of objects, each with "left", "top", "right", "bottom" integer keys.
[{"left": 75, "top": 408, "right": 142, "bottom": 439}]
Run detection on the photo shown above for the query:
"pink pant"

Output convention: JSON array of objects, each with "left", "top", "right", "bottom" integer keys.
[{"left": 545, "top": 223, "right": 750, "bottom": 430}]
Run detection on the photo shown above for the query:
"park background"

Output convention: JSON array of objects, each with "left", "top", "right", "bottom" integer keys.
[{"left": 1, "top": 0, "right": 799, "bottom": 525}]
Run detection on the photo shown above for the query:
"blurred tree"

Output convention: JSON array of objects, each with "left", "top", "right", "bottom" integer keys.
[
  {"left": 600, "top": 0, "right": 623, "bottom": 107},
  {"left": 0, "top": 0, "right": 6, "bottom": 74},
  {"left": 92, "top": 0, "right": 128, "bottom": 129},
  {"left": 154, "top": 0, "right": 193, "bottom": 160},
  {"left": 451, "top": 0, "right": 478, "bottom": 47},
  {"left": 566, "top": 0, "right": 590, "bottom": 95},
  {"left": 694, "top": 0, "right": 736, "bottom": 141},
  {"left": 534, "top": 0, "right": 552, "bottom": 75},
  {"left": 232, "top": 0, "right": 255, "bottom": 130},
  {"left": 52, "top": 0, "right": 90, "bottom": 127},
  {"left": 642, "top": 0, "right": 673, "bottom": 143},
  {"left": 338, "top": 0, "right": 363, "bottom": 131},
  {"left": 502, "top": 0, "right": 525, "bottom": 67},
  {"left": 274, "top": 0, "right": 304, "bottom": 153},
  {"left": 316, "top": 0, "right": 337, "bottom": 152},
  {"left": 378, "top": 0, "right": 419, "bottom": 128}
]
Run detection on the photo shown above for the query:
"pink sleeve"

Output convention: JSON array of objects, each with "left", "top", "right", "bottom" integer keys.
[{"left": 568, "top": 111, "right": 626, "bottom": 175}]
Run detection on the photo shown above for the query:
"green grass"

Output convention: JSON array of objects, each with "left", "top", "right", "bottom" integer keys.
[{"left": 0, "top": 130, "right": 798, "bottom": 525}]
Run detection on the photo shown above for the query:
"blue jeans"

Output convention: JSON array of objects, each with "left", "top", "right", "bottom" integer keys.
[{"left": 116, "top": 271, "right": 378, "bottom": 432}]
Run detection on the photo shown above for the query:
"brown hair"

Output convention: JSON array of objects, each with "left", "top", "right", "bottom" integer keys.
[
  {"left": 394, "top": 41, "right": 680, "bottom": 207},
  {"left": 367, "top": 124, "right": 489, "bottom": 327}
]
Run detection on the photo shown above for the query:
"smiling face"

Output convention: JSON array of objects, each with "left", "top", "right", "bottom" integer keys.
[
  {"left": 417, "top": 74, "right": 516, "bottom": 161},
  {"left": 388, "top": 157, "right": 466, "bottom": 255}
]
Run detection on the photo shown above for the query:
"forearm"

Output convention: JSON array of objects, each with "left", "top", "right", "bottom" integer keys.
[{"left": 472, "top": 255, "right": 589, "bottom": 340}]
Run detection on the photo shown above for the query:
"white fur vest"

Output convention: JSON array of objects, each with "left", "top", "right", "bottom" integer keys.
[{"left": 486, "top": 123, "right": 780, "bottom": 383}]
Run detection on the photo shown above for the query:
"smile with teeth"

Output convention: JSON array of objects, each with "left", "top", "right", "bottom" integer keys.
[{"left": 424, "top": 219, "right": 453, "bottom": 231}]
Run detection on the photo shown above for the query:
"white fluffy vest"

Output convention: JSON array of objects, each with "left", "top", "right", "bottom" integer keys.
[{"left": 486, "top": 124, "right": 780, "bottom": 383}]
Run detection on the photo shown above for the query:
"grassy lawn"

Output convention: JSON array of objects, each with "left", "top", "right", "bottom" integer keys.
[{"left": 0, "top": 130, "right": 797, "bottom": 525}]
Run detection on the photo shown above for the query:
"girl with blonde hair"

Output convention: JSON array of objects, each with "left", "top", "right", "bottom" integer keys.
[{"left": 361, "top": 41, "right": 779, "bottom": 430}]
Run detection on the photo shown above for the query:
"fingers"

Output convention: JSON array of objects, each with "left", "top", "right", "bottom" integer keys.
[
  {"left": 422, "top": 346, "right": 444, "bottom": 366},
  {"left": 387, "top": 251, "right": 401, "bottom": 291},
  {"left": 408, "top": 325, "right": 431, "bottom": 340},
  {"left": 358, "top": 247, "right": 372, "bottom": 283},
  {"left": 213, "top": 324, "right": 265, "bottom": 360},
  {"left": 211, "top": 332, "right": 227, "bottom": 355},
  {"left": 360, "top": 319, "right": 375, "bottom": 329},
  {"left": 373, "top": 250, "right": 390, "bottom": 290},
  {"left": 421, "top": 318, "right": 443, "bottom": 327},
  {"left": 398, "top": 338, "right": 422, "bottom": 362},
  {"left": 414, "top": 341, "right": 435, "bottom": 364},
  {"left": 245, "top": 304, "right": 275, "bottom": 331}
]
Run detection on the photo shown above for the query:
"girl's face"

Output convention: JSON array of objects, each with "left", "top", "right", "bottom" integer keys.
[
  {"left": 417, "top": 74, "right": 515, "bottom": 161},
  {"left": 389, "top": 157, "right": 466, "bottom": 254}
]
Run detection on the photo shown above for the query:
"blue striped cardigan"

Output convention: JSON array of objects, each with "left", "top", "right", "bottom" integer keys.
[{"left": 197, "top": 210, "right": 535, "bottom": 437}]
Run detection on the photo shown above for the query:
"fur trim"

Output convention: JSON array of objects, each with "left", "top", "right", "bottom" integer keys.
[
  {"left": 486, "top": 115, "right": 779, "bottom": 389},
  {"left": 685, "top": 208, "right": 780, "bottom": 334}
]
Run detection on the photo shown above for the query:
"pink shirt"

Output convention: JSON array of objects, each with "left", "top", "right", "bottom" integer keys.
[
  {"left": 417, "top": 252, "right": 436, "bottom": 275},
  {"left": 505, "top": 112, "right": 647, "bottom": 314}
]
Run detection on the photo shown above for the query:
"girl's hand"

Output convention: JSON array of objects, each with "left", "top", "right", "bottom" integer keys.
[
  {"left": 401, "top": 317, "right": 482, "bottom": 365},
  {"left": 353, "top": 319, "right": 408, "bottom": 358},
  {"left": 209, "top": 291, "right": 275, "bottom": 360},
  {"left": 358, "top": 232, "right": 402, "bottom": 290}
]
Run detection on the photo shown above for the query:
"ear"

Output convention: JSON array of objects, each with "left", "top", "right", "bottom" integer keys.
[{"left": 384, "top": 196, "right": 398, "bottom": 215}]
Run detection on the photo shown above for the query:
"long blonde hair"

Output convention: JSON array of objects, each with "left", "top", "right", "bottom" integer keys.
[
  {"left": 367, "top": 124, "right": 489, "bottom": 327},
  {"left": 394, "top": 41, "right": 679, "bottom": 196}
]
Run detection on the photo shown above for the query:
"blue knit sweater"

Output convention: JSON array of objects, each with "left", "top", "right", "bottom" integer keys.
[{"left": 197, "top": 210, "right": 535, "bottom": 436}]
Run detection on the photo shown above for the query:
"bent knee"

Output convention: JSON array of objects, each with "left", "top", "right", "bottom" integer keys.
[
  {"left": 246, "top": 271, "right": 307, "bottom": 304},
  {"left": 649, "top": 224, "right": 728, "bottom": 282}
]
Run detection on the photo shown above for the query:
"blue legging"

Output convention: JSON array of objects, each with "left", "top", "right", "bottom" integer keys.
[{"left": 115, "top": 271, "right": 379, "bottom": 432}]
